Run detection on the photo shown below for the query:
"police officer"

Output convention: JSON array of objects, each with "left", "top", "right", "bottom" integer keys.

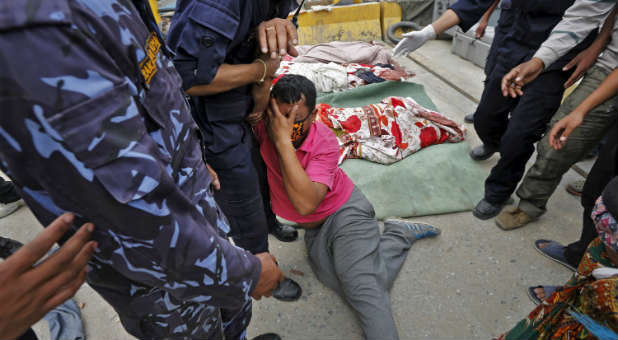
[
  {"left": 394, "top": 0, "right": 597, "bottom": 220},
  {"left": 166, "top": 0, "right": 302, "bottom": 300},
  {"left": 0, "top": 1, "right": 284, "bottom": 339}
]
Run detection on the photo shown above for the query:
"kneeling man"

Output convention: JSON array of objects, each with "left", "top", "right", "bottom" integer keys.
[{"left": 253, "top": 75, "right": 441, "bottom": 340}]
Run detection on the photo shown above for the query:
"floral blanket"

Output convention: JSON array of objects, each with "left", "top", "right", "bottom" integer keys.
[
  {"left": 316, "top": 96, "right": 465, "bottom": 165},
  {"left": 274, "top": 61, "right": 414, "bottom": 93}
]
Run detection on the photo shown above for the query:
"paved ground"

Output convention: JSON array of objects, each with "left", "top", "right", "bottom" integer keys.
[{"left": 0, "top": 40, "right": 587, "bottom": 339}]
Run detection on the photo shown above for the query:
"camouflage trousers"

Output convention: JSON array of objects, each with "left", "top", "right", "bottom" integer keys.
[
  {"left": 121, "top": 298, "right": 252, "bottom": 339},
  {"left": 517, "top": 65, "right": 618, "bottom": 217}
]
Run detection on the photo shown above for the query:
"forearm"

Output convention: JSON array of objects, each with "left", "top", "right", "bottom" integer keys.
[
  {"left": 187, "top": 63, "right": 264, "bottom": 96},
  {"left": 448, "top": 0, "right": 497, "bottom": 32},
  {"left": 590, "top": 7, "right": 617, "bottom": 54},
  {"left": 275, "top": 141, "right": 321, "bottom": 216},
  {"left": 481, "top": 0, "right": 500, "bottom": 23},
  {"left": 573, "top": 68, "right": 618, "bottom": 115},
  {"left": 431, "top": 9, "right": 461, "bottom": 35}
]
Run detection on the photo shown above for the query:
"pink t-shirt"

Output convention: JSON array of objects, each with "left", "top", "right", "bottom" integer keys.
[{"left": 254, "top": 120, "right": 355, "bottom": 224}]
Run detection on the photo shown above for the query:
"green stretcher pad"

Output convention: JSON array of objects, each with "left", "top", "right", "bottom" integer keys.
[{"left": 317, "top": 81, "right": 487, "bottom": 219}]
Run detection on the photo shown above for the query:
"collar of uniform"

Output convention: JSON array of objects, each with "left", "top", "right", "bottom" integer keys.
[
  {"left": 297, "top": 121, "right": 319, "bottom": 153},
  {"left": 0, "top": 0, "right": 72, "bottom": 31}
]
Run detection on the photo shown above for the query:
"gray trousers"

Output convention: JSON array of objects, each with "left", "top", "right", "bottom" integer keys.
[
  {"left": 304, "top": 187, "right": 417, "bottom": 340},
  {"left": 517, "top": 65, "right": 618, "bottom": 216}
]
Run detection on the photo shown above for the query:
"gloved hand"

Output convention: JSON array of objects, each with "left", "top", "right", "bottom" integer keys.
[{"left": 393, "top": 25, "right": 436, "bottom": 57}]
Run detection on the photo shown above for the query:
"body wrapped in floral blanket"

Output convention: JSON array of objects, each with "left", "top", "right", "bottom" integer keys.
[{"left": 317, "top": 96, "right": 466, "bottom": 164}]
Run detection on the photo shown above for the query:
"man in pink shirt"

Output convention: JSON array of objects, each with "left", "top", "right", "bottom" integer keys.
[{"left": 254, "top": 75, "right": 441, "bottom": 340}]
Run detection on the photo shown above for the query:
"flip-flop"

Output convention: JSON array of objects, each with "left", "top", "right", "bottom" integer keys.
[
  {"left": 527, "top": 285, "right": 559, "bottom": 305},
  {"left": 566, "top": 180, "right": 585, "bottom": 197},
  {"left": 534, "top": 239, "right": 577, "bottom": 272}
]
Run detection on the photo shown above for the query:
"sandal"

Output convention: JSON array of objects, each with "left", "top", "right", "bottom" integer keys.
[
  {"left": 566, "top": 180, "right": 585, "bottom": 197},
  {"left": 527, "top": 285, "right": 559, "bottom": 305},
  {"left": 534, "top": 239, "right": 577, "bottom": 272}
]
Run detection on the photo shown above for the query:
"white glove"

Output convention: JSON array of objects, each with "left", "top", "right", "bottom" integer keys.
[{"left": 392, "top": 25, "right": 436, "bottom": 57}]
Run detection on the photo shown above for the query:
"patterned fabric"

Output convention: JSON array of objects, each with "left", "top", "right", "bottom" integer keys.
[
  {"left": 500, "top": 237, "right": 618, "bottom": 340},
  {"left": 274, "top": 61, "right": 414, "bottom": 93},
  {"left": 292, "top": 41, "right": 396, "bottom": 65},
  {"left": 593, "top": 197, "right": 618, "bottom": 252},
  {"left": 316, "top": 97, "right": 466, "bottom": 165},
  {"left": 534, "top": 0, "right": 617, "bottom": 72},
  {"left": 0, "top": 1, "right": 260, "bottom": 339}
]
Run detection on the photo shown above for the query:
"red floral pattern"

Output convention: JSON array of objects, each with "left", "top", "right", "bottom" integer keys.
[{"left": 317, "top": 96, "right": 465, "bottom": 164}]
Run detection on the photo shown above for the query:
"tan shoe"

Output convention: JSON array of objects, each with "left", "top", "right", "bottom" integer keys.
[{"left": 495, "top": 207, "right": 535, "bottom": 231}]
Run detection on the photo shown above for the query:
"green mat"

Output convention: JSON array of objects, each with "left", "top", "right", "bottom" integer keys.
[{"left": 318, "top": 81, "right": 487, "bottom": 219}]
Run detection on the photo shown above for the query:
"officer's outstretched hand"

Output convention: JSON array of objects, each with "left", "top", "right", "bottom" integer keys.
[
  {"left": 548, "top": 111, "right": 585, "bottom": 150},
  {"left": 251, "top": 252, "right": 284, "bottom": 300},
  {"left": 258, "top": 18, "right": 299, "bottom": 59},
  {"left": 392, "top": 25, "right": 436, "bottom": 57},
  {"left": 501, "top": 58, "right": 544, "bottom": 98},
  {"left": 0, "top": 213, "right": 96, "bottom": 339},
  {"left": 562, "top": 46, "right": 600, "bottom": 89}
]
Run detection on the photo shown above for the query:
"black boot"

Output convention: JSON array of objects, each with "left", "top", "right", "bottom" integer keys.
[
  {"left": 473, "top": 199, "right": 508, "bottom": 220},
  {"left": 252, "top": 333, "right": 282, "bottom": 340},
  {"left": 0, "top": 236, "right": 23, "bottom": 259},
  {"left": 464, "top": 113, "right": 475, "bottom": 123},
  {"left": 270, "top": 222, "right": 298, "bottom": 242},
  {"left": 272, "top": 277, "right": 302, "bottom": 302},
  {"left": 469, "top": 144, "right": 497, "bottom": 161}
]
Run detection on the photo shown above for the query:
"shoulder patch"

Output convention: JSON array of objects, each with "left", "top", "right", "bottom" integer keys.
[{"left": 0, "top": 0, "right": 71, "bottom": 31}]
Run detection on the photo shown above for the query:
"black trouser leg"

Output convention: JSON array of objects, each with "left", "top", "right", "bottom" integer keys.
[
  {"left": 201, "top": 121, "right": 269, "bottom": 254},
  {"left": 250, "top": 131, "right": 279, "bottom": 233},
  {"left": 564, "top": 123, "right": 618, "bottom": 266},
  {"left": 18, "top": 328, "right": 38, "bottom": 340},
  {"left": 473, "top": 65, "right": 517, "bottom": 150},
  {"left": 483, "top": 70, "right": 569, "bottom": 204},
  {"left": 0, "top": 177, "right": 20, "bottom": 204}
]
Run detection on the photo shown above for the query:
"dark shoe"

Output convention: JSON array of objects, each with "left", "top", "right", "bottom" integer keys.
[
  {"left": 252, "top": 333, "right": 282, "bottom": 340},
  {"left": 464, "top": 113, "right": 475, "bottom": 124},
  {"left": 272, "top": 277, "right": 302, "bottom": 302},
  {"left": 270, "top": 222, "right": 298, "bottom": 242},
  {"left": 472, "top": 199, "right": 507, "bottom": 220},
  {"left": 469, "top": 144, "right": 496, "bottom": 161},
  {"left": 0, "top": 236, "right": 23, "bottom": 259}
]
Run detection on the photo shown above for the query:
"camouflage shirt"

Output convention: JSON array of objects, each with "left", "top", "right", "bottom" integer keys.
[{"left": 0, "top": 0, "right": 260, "bottom": 338}]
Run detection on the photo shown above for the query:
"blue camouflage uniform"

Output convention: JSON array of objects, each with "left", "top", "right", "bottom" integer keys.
[
  {"left": 166, "top": 0, "right": 297, "bottom": 255},
  {"left": 0, "top": 1, "right": 262, "bottom": 338},
  {"left": 449, "top": 0, "right": 597, "bottom": 204}
]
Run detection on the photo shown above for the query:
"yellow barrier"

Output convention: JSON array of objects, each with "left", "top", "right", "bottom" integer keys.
[
  {"left": 291, "top": 2, "right": 402, "bottom": 45},
  {"left": 149, "top": 0, "right": 161, "bottom": 24}
]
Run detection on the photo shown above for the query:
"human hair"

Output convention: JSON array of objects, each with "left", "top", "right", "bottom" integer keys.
[{"left": 271, "top": 74, "right": 317, "bottom": 112}]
